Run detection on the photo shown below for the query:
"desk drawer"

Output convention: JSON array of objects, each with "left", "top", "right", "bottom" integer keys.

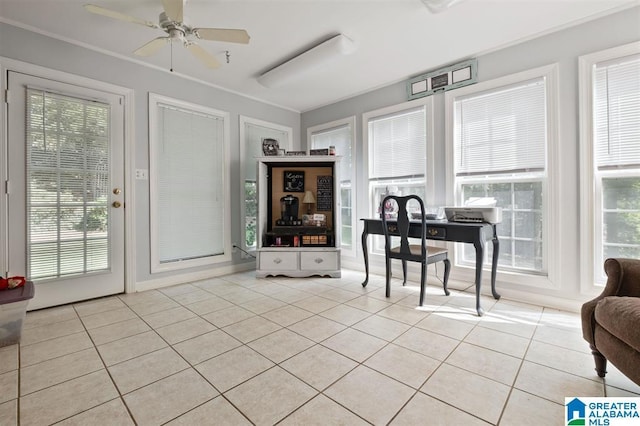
[
  {"left": 426, "top": 227, "right": 446, "bottom": 240},
  {"left": 300, "top": 251, "right": 338, "bottom": 271},
  {"left": 260, "top": 251, "right": 298, "bottom": 271}
]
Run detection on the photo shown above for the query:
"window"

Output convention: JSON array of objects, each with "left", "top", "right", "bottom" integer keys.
[
  {"left": 26, "top": 89, "right": 111, "bottom": 279},
  {"left": 308, "top": 117, "right": 355, "bottom": 254},
  {"left": 239, "top": 117, "right": 292, "bottom": 252},
  {"left": 149, "top": 94, "right": 231, "bottom": 272},
  {"left": 364, "top": 99, "right": 433, "bottom": 253},
  {"left": 580, "top": 43, "right": 640, "bottom": 288},
  {"left": 448, "top": 66, "right": 557, "bottom": 276}
]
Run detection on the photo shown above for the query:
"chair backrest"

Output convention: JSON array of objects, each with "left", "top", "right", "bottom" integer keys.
[{"left": 380, "top": 194, "right": 426, "bottom": 260}]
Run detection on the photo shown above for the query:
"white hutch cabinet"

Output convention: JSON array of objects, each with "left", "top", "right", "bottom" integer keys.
[{"left": 256, "top": 156, "right": 341, "bottom": 278}]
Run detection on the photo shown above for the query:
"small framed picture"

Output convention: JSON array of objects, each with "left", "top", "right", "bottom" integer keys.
[
  {"left": 283, "top": 170, "right": 305, "bottom": 192},
  {"left": 262, "top": 138, "right": 279, "bottom": 156}
]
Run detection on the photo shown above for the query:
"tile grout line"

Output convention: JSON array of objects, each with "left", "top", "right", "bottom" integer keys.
[
  {"left": 73, "top": 302, "right": 139, "bottom": 426},
  {"left": 15, "top": 270, "right": 636, "bottom": 425}
]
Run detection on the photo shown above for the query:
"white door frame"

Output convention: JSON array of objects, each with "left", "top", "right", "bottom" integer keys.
[{"left": 0, "top": 57, "right": 136, "bottom": 299}]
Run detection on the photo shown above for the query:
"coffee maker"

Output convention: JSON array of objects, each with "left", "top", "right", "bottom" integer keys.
[{"left": 276, "top": 194, "right": 301, "bottom": 226}]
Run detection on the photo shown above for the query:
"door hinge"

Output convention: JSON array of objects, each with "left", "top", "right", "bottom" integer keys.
[
  {"left": 4, "top": 180, "right": 9, "bottom": 195},
  {"left": 3, "top": 89, "right": 8, "bottom": 104}
]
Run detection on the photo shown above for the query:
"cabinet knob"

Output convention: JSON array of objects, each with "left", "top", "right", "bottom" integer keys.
[
  {"left": 273, "top": 258, "right": 282, "bottom": 264},
  {"left": 428, "top": 229, "right": 439, "bottom": 236},
  {"left": 314, "top": 258, "right": 324, "bottom": 264}
]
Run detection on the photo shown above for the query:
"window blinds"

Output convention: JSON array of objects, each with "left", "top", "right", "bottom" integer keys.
[
  {"left": 26, "top": 88, "right": 111, "bottom": 279},
  {"left": 157, "top": 103, "right": 224, "bottom": 263},
  {"left": 594, "top": 54, "right": 640, "bottom": 169},
  {"left": 454, "top": 78, "right": 547, "bottom": 176},
  {"left": 368, "top": 107, "right": 426, "bottom": 180},
  {"left": 311, "top": 123, "right": 352, "bottom": 181}
]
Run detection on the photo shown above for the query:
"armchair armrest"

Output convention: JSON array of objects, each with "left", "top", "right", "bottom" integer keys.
[
  {"left": 582, "top": 258, "right": 640, "bottom": 344},
  {"left": 603, "top": 258, "right": 640, "bottom": 298}
]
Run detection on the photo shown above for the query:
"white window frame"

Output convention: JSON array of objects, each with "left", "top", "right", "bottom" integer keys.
[
  {"left": 445, "top": 64, "right": 560, "bottom": 289},
  {"left": 239, "top": 116, "right": 292, "bottom": 255},
  {"left": 579, "top": 41, "right": 640, "bottom": 294},
  {"left": 363, "top": 97, "right": 435, "bottom": 256},
  {"left": 149, "top": 93, "right": 231, "bottom": 272},
  {"left": 307, "top": 116, "right": 357, "bottom": 257}
]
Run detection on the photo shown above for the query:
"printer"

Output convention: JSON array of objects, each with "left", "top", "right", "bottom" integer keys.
[{"left": 445, "top": 197, "right": 503, "bottom": 224}]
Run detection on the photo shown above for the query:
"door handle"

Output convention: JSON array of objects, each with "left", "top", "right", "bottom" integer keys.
[{"left": 112, "top": 201, "right": 122, "bottom": 208}]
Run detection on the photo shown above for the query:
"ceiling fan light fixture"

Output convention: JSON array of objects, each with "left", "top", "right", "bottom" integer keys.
[
  {"left": 421, "top": 0, "right": 464, "bottom": 13},
  {"left": 168, "top": 28, "right": 185, "bottom": 40},
  {"left": 257, "top": 34, "right": 356, "bottom": 88}
]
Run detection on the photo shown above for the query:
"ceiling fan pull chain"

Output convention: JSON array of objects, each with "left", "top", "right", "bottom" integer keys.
[{"left": 170, "top": 41, "right": 174, "bottom": 72}]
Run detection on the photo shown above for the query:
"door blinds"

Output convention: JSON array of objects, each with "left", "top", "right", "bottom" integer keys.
[{"left": 26, "top": 88, "right": 111, "bottom": 279}]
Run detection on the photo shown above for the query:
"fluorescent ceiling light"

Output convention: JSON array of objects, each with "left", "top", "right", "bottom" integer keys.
[
  {"left": 421, "top": 0, "right": 464, "bottom": 13},
  {"left": 257, "top": 34, "right": 356, "bottom": 88}
]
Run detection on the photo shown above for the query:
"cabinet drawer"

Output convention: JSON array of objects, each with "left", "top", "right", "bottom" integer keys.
[
  {"left": 300, "top": 251, "right": 338, "bottom": 271},
  {"left": 426, "top": 227, "right": 446, "bottom": 240},
  {"left": 260, "top": 251, "right": 298, "bottom": 271}
]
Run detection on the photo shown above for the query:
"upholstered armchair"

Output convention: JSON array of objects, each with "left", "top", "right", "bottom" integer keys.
[{"left": 581, "top": 258, "right": 640, "bottom": 386}]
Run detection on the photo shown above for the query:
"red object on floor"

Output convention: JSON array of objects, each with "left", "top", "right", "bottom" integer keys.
[{"left": 0, "top": 276, "right": 26, "bottom": 290}]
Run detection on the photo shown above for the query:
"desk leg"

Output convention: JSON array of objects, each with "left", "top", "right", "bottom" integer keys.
[
  {"left": 491, "top": 237, "right": 501, "bottom": 300},
  {"left": 474, "top": 239, "right": 485, "bottom": 317},
  {"left": 361, "top": 230, "right": 370, "bottom": 287}
]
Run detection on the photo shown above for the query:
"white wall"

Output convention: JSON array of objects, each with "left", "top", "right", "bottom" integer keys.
[
  {"left": 0, "top": 22, "right": 300, "bottom": 289},
  {"left": 300, "top": 7, "right": 640, "bottom": 311}
]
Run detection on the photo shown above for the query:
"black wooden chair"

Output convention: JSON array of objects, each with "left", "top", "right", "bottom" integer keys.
[{"left": 380, "top": 194, "right": 450, "bottom": 305}]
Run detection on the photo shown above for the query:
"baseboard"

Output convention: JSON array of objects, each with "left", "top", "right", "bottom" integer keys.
[
  {"left": 341, "top": 257, "right": 582, "bottom": 313},
  {"left": 133, "top": 262, "right": 256, "bottom": 293}
]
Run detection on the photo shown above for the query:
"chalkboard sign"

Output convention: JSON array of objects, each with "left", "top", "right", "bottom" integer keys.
[
  {"left": 316, "top": 176, "right": 333, "bottom": 211},
  {"left": 283, "top": 171, "right": 305, "bottom": 192}
]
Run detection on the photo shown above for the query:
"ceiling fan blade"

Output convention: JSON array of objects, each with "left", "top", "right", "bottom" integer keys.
[
  {"left": 162, "top": 0, "right": 184, "bottom": 22},
  {"left": 84, "top": 4, "right": 159, "bottom": 29},
  {"left": 194, "top": 28, "right": 250, "bottom": 44},
  {"left": 186, "top": 43, "right": 220, "bottom": 69},
  {"left": 134, "top": 37, "right": 169, "bottom": 56}
]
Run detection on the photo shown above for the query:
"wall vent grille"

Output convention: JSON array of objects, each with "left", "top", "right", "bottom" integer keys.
[{"left": 407, "top": 58, "right": 477, "bottom": 100}]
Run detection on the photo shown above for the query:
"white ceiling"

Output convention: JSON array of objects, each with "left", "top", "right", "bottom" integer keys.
[{"left": 1, "top": 0, "right": 637, "bottom": 112}]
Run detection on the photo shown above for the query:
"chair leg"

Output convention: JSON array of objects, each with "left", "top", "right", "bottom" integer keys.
[
  {"left": 419, "top": 261, "right": 427, "bottom": 306},
  {"left": 385, "top": 257, "right": 392, "bottom": 298},
  {"left": 590, "top": 344, "right": 608, "bottom": 378},
  {"left": 402, "top": 260, "right": 407, "bottom": 286},
  {"left": 442, "top": 259, "right": 451, "bottom": 296}
]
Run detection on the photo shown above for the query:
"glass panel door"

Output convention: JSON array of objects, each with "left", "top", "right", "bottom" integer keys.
[{"left": 7, "top": 71, "right": 125, "bottom": 309}]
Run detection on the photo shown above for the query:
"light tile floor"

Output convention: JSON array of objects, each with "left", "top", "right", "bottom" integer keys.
[{"left": 2, "top": 269, "right": 639, "bottom": 425}]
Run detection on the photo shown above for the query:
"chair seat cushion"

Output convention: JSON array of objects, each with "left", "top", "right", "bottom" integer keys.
[
  {"left": 391, "top": 245, "right": 448, "bottom": 257},
  {"left": 594, "top": 296, "right": 640, "bottom": 353}
]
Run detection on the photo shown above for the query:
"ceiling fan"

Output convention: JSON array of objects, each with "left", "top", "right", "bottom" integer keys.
[{"left": 84, "top": 0, "right": 250, "bottom": 69}]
